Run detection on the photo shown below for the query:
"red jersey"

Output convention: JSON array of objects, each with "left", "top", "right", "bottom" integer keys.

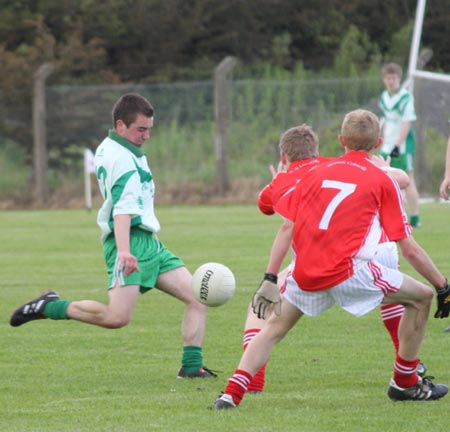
[
  {"left": 275, "top": 151, "right": 411, "bottom": 291},
  {"left": 258, "top": 157, "right": 328, "bottom": 215}
]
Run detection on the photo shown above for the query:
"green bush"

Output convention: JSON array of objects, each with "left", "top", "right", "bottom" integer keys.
[
  {"left": 0, "top": 138, "right": 29, "bottom": 199},
  {"left": 421, "top": 128, "right": 447, "bottom": 194}
]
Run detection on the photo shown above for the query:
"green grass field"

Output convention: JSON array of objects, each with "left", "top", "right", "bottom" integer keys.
[{"left": 1, "top": 203, "right": 450, "bottom": 432}]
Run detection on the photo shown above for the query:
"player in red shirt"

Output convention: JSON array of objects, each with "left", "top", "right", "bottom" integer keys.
[
  {"left": 243, "top": 124, "right": 418, "bottom": 393},
  {"left": 215, "top": 109, "right": 450, "bottom": 409},
  {"left": 243, "top": 125, "right": 327, "bottom": 392}
]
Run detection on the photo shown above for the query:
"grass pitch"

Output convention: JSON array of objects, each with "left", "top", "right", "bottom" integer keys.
[{"left": 1, "top": 203, "right": 450, "bottom": 431}]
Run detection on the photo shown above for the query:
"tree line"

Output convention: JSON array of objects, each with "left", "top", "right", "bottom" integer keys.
[
  {"left": 1, "top": 0, "right": 449, "bottom": 205},
  {"left": 1, "top": 0, "right": 449, "bottom": 88},
  {"left": 1, "top": 0, "right": 449, "bottom": 166}
]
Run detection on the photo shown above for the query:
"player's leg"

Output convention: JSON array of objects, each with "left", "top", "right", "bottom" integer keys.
[
  {"left": 9, "top": 283, "right": 140, "bottom": 328},
  {"left": 215, "top": 297, "right": 303, "bottom": 409},
  {"left": 243, "top": 266, "right": 290, "bottom": 393},
  {"left": 374, "top": 242, "right": 403, "bottom": 354},
  {"left": 242, "top": 303, "right": 266, "bottom": 392},
  {"left": 240, "top": 298, "right": 302, "bottom": 373},
  {"left": 11, "top": 225, "right": 150, "bottom": 328},
  {"left": 332, "top": 261, "right": 446, "bottom": 401},
  {"left": 66, "top": 284, "right": 140, "bottom": 328},
  {"left": 406, "top": 177, "right": 420, "bottom": 227},
  {"left": 379, "top": 303, "right": 403, "bottom": 352},
  {"left": 383, "top": 273, "right": 447, "bottom": 400},
  {"left": 156, "top": 265, "right": 213, "bottom": 378},
  {"left": 374, "top": 242, "right": 427, "bottom": 375},
  {"left": 64, "top": 229, "right": 146, "bottom": 328},
  {"left": 383, "top": 274, "right": 431, "bottom": 361},
  {"left": 405, "top": 155, "right": 420, "bottom": 227},
  {"left": 157, "top": 266, "right": 207, "bottom": 347}
]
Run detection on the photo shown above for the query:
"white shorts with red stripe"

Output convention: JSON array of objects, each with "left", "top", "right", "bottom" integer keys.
[{"left": 283, "top": 261, "right": 404, "bottom": 317}]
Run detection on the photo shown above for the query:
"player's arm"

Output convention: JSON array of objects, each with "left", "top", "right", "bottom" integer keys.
[
  {"left": 114, "top": 214, "right": 140, "bottom": 276},
  {"left": 439, "top": 134, "right": 450, "bottom": 200},
  {"left": 258, "top": 162, "right": 287, "bottom": 214},
  {"left": 396, "top": 121, "right": 412, "bottom": 150},
  {"left": 252, "top": 219, "right": 294, "bottom": 319},
  {"left": 384, "top": 166, "right": 409, "bottom": 189},
  {"left": 397, "top": 236, "right": 445, "bottom": 287},
  {"left": 265, "top": 219, "right": 294, "bottom": 274},
  {"left": 258, "top": 184, "right": 275, "bottom": 215},
  {"left": 371, "top": 154, "right": 410, "bottom": 189},
  {"left": 397, "top": 236, "right": 450, "bottom": 318}
]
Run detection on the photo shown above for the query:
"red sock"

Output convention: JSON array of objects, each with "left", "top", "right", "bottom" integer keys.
[
  {"left": 224, "top": 369, "right": 253, "bottom": 405},
  {"left": 243, "top": 328, "right": 261, "bottom": 348},
  {"left": 380, "top": 303, "right": 404, "bottom": 354},
  {"left": 243, "top": 328, "right": 266, "bottom": 392},
  {"left": 393, "top": 355, "right": 419, "bottom": 389},
  {"left": 247, "top": 365, "right": 266, "bottom": 392}
]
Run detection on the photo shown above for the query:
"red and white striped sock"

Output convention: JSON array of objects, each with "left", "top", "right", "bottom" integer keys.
[
  {"left": 223, "top": 369, "right": 253, "bottom": 405},
  {"left": 243, "top": 328, "right": 266, "bottom": 392},
  {"left": 393, "top": 355, "right": 419, "bottom": 389},
  {"left": 243, "top": 328, "right": 261, "bottom": 348},
  {"left": 380, "top": 303, "right": 404, "bottom": 354}
]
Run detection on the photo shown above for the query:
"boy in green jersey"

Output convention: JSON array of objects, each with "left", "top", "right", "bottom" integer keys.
[
  {"left": 10, "top": 93, "right": 216, "bottom": 379},
  {"left": 379, "top": 62, "right": 421, "bottom": 228}
]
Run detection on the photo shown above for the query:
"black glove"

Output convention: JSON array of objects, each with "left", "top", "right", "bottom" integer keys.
[
  {"left": 434, "top": 280, "right": 450, "bottom": 318},
  {"left": 390, "top": 146, "right": 400, "bottom": 158},
  {"left": 251, "top": 273, "right": 281, "bottom": 320}
]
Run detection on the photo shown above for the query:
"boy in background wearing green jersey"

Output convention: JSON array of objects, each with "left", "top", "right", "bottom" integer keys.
[{"left": 378, "top": 62, "right": 421, "bottom": 228}]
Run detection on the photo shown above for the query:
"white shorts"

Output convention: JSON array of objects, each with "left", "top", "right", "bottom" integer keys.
[
  {"left": 283, "top": 261, "right": 404, "bottom": 317},
  {"left": 374, "top": 242, "right": 399, "bottom": 270}
]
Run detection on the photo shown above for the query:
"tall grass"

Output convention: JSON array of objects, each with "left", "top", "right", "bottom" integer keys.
[
  {"left": 3, "top": 72, "right": 448, "bottom": 205},
  {"left": 1, "top": 203, "right": 450, "bottom": 431},
  {"left": 0, "top": 139, "right": 29, "bottom": 201}
]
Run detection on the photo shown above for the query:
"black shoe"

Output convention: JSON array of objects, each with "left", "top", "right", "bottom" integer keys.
[
  {"left": 214, "top": 393, "right": 236, "bottom": 409},
  {"left": 387, "top": 376, "right": 448, "bottom": 401},
  {"left": 177, "top": 366, "right": 218, "bottom": 379},
  {"left": 10, "top": 290, "right": 59, "bottom": 327}
]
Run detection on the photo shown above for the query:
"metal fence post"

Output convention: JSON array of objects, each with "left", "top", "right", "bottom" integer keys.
[
  {"left": 32, "top": 63, "right": 54, "bottom": 206},
  {"left": 214, "top": 56, "right": 237, "bottom": 195}
]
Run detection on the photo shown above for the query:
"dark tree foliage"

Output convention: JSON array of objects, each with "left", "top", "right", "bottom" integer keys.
[
  {"left": 0, "top": 0, "right": 448, "bottom": 84},
  {"left": 0, "top": 0, "right": 449, "bottom": 160}
]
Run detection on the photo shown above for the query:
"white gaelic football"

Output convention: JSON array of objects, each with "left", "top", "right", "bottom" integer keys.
[{"left": 191, "top": 262, "right": 236, "bottom": 307}]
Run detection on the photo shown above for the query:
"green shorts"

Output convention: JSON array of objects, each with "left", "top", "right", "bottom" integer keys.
[
  {"left": 379, "top": 151, "right": 415, "bottom": 173},
  {"left": 103, "top": 227, "right": 184, "bottom": 293}
]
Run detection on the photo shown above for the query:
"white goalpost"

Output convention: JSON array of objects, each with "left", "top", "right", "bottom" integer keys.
[
  {"left": 84, "top": 148, "right": 95, "bottom": 210},
  {"left": 408, "top": 0, "right": 450, "bottom": 89},
  {"left": 405, "top": 0, "right": 450, "bottom": 197}
]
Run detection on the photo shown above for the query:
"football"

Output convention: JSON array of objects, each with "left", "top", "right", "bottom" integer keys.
[{"left": 191, "top": 262, "right": 236, "bottom": 307}]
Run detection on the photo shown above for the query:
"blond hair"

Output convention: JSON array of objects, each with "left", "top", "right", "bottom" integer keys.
[
  {"left": 279, "top": 124, "right": 319, "bottom": 162},
  {"left": 341, "top": 109, "right": 380, "bottom": 152}
]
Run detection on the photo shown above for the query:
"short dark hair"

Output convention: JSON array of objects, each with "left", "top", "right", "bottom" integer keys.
[{"left": 112, "top": 93, "right": 154, "bottom": 128}]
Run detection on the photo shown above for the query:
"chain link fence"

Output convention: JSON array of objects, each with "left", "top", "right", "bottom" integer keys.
[{"left": 1, "top": 75, "right": 449, "bottom": 206}]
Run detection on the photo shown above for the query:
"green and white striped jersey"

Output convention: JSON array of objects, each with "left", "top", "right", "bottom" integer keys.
[
  {"left": 94, "top": 130, "right": 160, "bottom": 242},
  {"left": 379, "top": 87, "right": 416, "bottom": 154}
]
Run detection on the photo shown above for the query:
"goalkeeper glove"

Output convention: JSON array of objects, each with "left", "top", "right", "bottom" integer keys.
[
  {"left": 252, "top": 273, "right": 281, "bottom": 320},
  {"left": 434, "top": 279, "right": 450, "bottom": 319},
  {"left": 390, "top": 146, "right": 400, "bottom": 158}
]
